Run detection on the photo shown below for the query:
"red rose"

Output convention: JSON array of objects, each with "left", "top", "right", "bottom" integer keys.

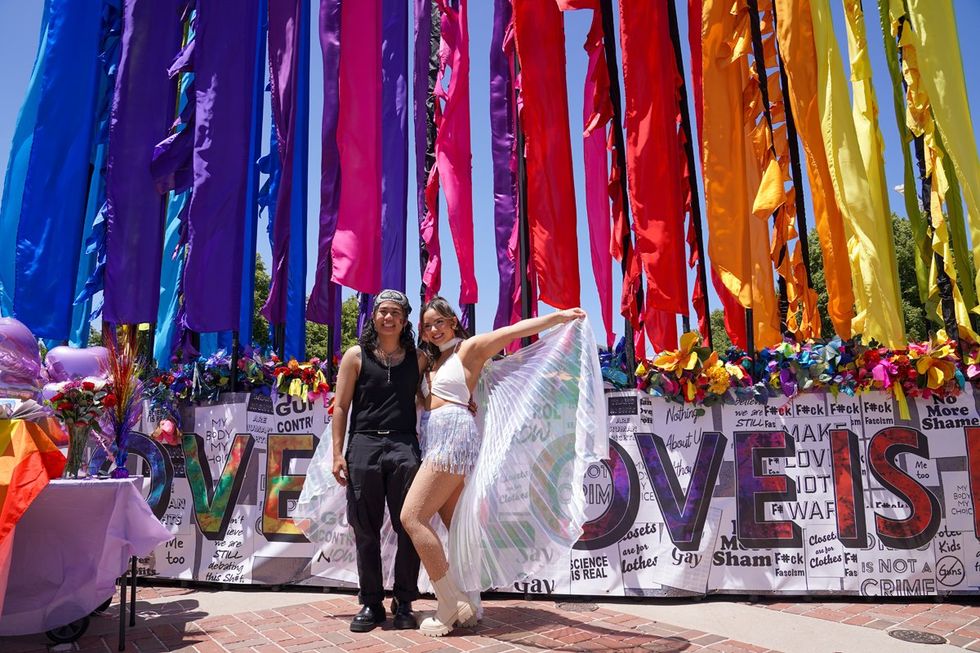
[
  {"left": 82, "top": 381, "right": 95, "bottom": 391},
  {"left": 103, "top": 394, "right": 117, "bottom": 408},
  {"left": 51, "top": 392, "right": 64, "bottom": 402},
  {"left": 57, "top": 401, "right": 73, "bottom": 412}
]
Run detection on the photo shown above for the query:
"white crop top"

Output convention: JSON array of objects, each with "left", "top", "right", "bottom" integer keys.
[{"left": 421, "top": 352, "right": 470, "bottom": 405}]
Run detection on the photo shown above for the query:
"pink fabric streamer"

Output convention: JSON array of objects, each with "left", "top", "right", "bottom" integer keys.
[
  {"left": 576, "top": 6, "right": 615, "bottom": 349},
  {"left": 424, "top": 0, "right": 477, "bottom": 305},
  {"left": 331, "top": 0, "right": 382, "bottom": 293}
]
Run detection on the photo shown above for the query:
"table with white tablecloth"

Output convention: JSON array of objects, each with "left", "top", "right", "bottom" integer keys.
[{"left": 0, "top": 478, "right": 171, "bottom": 636}]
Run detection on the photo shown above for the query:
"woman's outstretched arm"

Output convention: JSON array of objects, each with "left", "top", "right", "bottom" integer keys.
[{"left": 462, "top": 308, "right": 585, "bottom": 365}]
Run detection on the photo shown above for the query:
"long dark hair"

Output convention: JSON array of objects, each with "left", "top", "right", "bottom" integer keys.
[
  {"left": 359, "top": 308, "right": 416, "bottom": 359},
  {"left": 418, "top": 296, "right": 468, "bottom": 360}
]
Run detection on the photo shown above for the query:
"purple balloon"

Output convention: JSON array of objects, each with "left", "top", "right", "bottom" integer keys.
[
  {"left": 0, "top": 317, "right": 41, "bottom": 398},
  {"left": 45, "top": 346, "right": 109, "bottom": 382}
]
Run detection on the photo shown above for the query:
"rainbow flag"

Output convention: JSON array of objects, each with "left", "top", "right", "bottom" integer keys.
[{"left": 0, "top": 418, "right": 65, "bottom": 614}]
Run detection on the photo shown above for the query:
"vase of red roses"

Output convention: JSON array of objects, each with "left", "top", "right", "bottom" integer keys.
[{"left": 46, "top": 378, "right": 115, "bottom": 478}]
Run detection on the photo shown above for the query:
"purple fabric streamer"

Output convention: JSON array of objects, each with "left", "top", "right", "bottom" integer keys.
[
  {"left": 306, "top": 0, "right": 342, "bottom": 333},
  {"left": 150, "top": 37, "right": 197, "bottom": 197},
  {"left": 381, "top": 0, "right": 409, "bottom": 293},
  {"left": 262, "top": 0, "right": 302, "bottom": 325},
  {"left": 181, "top": 0, "right": 260, "bottom": 333},
  {"left": 358, "top": 0, "right": 410, "bottom": 331},
  {"left": 103, "top": 0, "right": 182, "bottom": 325},
  {"left": 490, "top": 0, "right": 518, "bottom": 329}
]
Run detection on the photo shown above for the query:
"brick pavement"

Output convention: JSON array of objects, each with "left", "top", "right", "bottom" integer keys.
[
  {"left": 6, "top": 584, "right": 980, "bottom": 652},
  {"left": 758, "top": 599, "right": 980, "bottom": 650},
  {"left": 0, "top": 587, "right": 774, "bottom": 653}
]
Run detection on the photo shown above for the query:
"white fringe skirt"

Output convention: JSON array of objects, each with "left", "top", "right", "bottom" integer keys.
[{"left": 419, "top": 404, "right": 481, "bottom": 475}]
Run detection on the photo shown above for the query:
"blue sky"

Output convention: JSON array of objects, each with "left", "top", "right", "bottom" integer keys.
[{"left": 0, "top": 1, "right": 978, "bottom": 346}]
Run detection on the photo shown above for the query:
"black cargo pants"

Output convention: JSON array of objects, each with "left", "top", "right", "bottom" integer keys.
[{"left": 345, "top": 430, "right": 421, "bottom": 606}]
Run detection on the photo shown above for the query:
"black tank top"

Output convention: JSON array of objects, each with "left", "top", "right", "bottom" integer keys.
[{"left": 349, "top": 348, "right": 420, "bottom": 434}]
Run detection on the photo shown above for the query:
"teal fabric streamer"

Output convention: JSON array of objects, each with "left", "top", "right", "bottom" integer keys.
[
  {"left": 154, "top": 190, "right": 190, "bottom": 367},
  {"left": 0, "top": 7, "right": 49, "bottom": 316}
]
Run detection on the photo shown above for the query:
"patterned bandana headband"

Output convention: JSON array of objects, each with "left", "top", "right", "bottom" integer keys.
[{"left": 373, "top": 289, "right": 412, "bottom": 316}]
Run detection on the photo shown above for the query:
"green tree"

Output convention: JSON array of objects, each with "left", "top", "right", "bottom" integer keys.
[
  {"left": 709, "top": 309, "right": 732, "bottom": 353},
  {"left": 340, "top": 295, "right": 359, "bottom": 352},
  {"left": 252, "top": 255, "right": 271, "bottom": 350}
]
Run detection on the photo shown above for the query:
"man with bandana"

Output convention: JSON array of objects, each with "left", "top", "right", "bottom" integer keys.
[{"left": 331, "top": 290, "right": 425, "bottom": 632}]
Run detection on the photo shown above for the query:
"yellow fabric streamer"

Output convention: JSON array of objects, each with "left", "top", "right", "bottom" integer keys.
[
  {"left": 701, "top": 0, "right": 780, "bottom": 347},
  {"left": 888, "top": 0, "right": 977, "bottom": 342},
  {"left": 809, "top": 1, "right": 905, "bottom": 348},
  {"left": 906, "top": 0, "right": 980, "bottom": 312},
  {"left": 774, "top": 0, "right": 855, "bottom": 340}
]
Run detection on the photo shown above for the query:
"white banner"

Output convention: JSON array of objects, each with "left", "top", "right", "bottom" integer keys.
[{"left": 128, "top": 388, "right": 980, "bottom": 597}]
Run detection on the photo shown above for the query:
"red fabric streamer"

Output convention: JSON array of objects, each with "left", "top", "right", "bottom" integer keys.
[
  {"left": 619, "top": 1, "right": 688, "bottom": 351},
  {"left": 513, "top": 0, "right": 580, "bottom": 309},
  {"left": 560, "top": 2, "right": 615, "bottom": 347}
]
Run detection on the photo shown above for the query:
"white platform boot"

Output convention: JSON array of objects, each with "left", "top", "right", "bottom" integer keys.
[{"left": 419, "top": 574, "right": 477, "bottom": 637}]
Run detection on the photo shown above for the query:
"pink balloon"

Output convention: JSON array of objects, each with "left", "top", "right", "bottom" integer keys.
[
  {"left": 0, "top": 317, "right": 41, "bottom": 398},
  {"left": 45, "top": 346, "right": 109, "bottom": 382}
]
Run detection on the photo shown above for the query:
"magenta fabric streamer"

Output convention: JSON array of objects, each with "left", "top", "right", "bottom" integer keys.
[
  {"left": 331, "top": 0, "right": 383, "bottom": 293},
  {"left": 103, "top": 0, "right": 182, "bottom": 325},
  {"left": 306, "top": 0, "right": 342, "bottom": 325},
  {"left": 426, "top": 0, "right": 477, "bottom": 306},
  {"left": 182, "top": 0, "right": 260, "bottom": 333},
  {"left": 489, "top": 0, "right": 518, "bottom": 329},
  {"left": 262, "top": 0, "right": 303, "bottom": 323},
  {"left": 579, "top": 8, "right": 614, "bottom": 348}
]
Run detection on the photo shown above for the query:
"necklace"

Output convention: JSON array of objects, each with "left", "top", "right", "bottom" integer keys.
[
  {"left": 438, "top": 337, "right": 462, "bottom": 352},
  {"left": 377, "top": 346, "right": 402, "bottom": 384}
]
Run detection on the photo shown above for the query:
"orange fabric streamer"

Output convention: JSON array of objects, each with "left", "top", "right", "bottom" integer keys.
[
  {"left": 701, "top": 0, "right": 780, "bottom": 348},
  {"left": 0, "top": 418, "right": 66, "bottom": 614},
  {"left": 775, "top": 0, "right": 855, "bottom": 339}
]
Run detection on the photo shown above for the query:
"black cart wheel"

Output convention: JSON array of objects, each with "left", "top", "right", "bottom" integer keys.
[
  {"left": 93, "top": 597, "right": 113, "bottom": 613},
  {"left": 45, "top": 615, "right": 90, "bottom": 644}
]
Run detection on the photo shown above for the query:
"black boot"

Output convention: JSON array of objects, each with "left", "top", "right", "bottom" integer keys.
[
  {"left": 391, "top": 598, "right": 417, "bottom": 630},
  {"left": 350, "top": 604, "right": 386, "bottom": 633}
]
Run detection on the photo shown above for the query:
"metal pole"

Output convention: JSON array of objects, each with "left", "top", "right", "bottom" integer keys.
[
  {"left": 230, "top": 331, "right": 240, "bottom": 392},
  {"left": 118, "top": 570, "right": 127, "bottom": 651},
  {"left": 770, "top": 0, "right": 814, "bottom": 289},
  {"left": 666, "top": 0, "right": 712, "bottom": 348},
  {"left": 746, "top": 0, "right": 788, "bottom": 333},
  {"left": 514, "top": 66, "right": 533, "bottom": 349},
  {"left": 129, "top": 556, "right": 137, "bottom": 627}
]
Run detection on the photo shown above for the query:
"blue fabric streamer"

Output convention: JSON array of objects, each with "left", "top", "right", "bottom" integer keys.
[
  {"left": 71, "top": 2, "right": 124, "bottom": 346},
  {"left": 284, "top": 0, "right": 311, "bottom": 360},
  {"left": 14, "top": 0, "right": 103, "bottom": 340},
  {"left": 257, "top": 124, "right": 281, "bottom": 254},
  {"left": 239, "top": 0, "right": 268, "bottom": 348}
]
